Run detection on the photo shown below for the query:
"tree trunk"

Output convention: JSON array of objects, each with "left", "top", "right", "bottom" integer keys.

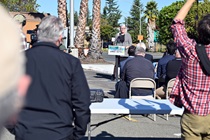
[
  {"left": 90, "top": 0, "right": 102, "bottom": 60},
  {"left": 74, "top": 0, "right": 88, "bottom": 50},
  {"left": 57, "top": 0, "right": 67, "bottom": 27},
  {"left": 147, "top": 19, "right": 155, "bottom": 51}
]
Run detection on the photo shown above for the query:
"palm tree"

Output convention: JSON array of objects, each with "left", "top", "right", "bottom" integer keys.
[
  {"left": 144, "top": 0, "right": 158, "bottom": 51},
  {"left": 89, "top": 0, "right": 102, "bottom": 59},
  {"left": 57, "top": 0, "right": 67, "bottom": 27},
  {"left": 74, "top": 0, "right": 89, "bottom": 52}
]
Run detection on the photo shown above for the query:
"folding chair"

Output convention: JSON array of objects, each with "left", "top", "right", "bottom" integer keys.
[
  {"left": 166, "top": 78, "right": 176, "bottom": 99},
  {"left": 165, "top": 78, "right": 176, "bottom": 120},
  {"left": 129, "top": 78, "right": 156, "bottom": 121}
]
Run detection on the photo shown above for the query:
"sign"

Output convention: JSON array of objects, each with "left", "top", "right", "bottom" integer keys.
[
  {"left": 108, "top": 45, "right": 126, "bottom": 56},
  {"left": 138, "top": 35, "right": 143, "bottom": 41}
]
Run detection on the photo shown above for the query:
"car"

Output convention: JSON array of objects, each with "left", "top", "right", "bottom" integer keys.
[{"left": 103, "top": 41, "right": 113, "bottom": 48}]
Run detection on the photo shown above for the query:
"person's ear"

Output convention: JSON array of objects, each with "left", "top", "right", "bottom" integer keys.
[
  {"left": 56, "top": 35, "right": 63, "bottom": 46},
  {"left": 17, "top": 75, "right": 31, "bottom": 97}
]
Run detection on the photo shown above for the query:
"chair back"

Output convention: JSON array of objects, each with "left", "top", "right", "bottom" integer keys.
[
  {"left": 166, "top": 78, "right": 176, "bottom": 99},
  {"left": 129, "top": 78, "right": 156, "bottom": 99}
]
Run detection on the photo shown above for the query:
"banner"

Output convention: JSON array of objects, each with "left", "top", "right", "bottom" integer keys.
[{"left": 108, "top": 45, "right": 126, "bottom": 56}]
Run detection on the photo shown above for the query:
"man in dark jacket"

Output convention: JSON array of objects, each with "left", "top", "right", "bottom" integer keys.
[
  {"left": 14, "top": 16, "right": 91, "bottom": 140},
  {"left": 122, "top": 45, "right": 154, "bottom": 97},
  {"left": 157, "top": 40, "right": 176, "bottom": 87}
]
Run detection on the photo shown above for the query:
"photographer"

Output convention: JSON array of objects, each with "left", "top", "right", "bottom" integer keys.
[{"left": 170, "top": 0, "right": 210, "bottom": 139}]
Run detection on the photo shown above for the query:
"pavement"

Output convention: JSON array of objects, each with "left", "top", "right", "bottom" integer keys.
[{"left": 82, "top": 64, "right": 114, "bottom": 75}]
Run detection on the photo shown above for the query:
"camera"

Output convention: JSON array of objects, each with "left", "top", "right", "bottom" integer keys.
[{"left": 27, "top": 25, "right": 38, "bottom": 45}]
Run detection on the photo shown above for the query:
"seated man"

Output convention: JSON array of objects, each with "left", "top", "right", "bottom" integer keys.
[
  {"left": 156, "top": 49, "right": 182, "bottom": 99},
  {"left": 157, "top": 40, "right": 176, "bottom": 87},
  {"left": 136, "top": 42, "right": 153, "bottom": 62},
  {"left": 119, "top": 45, "right": 135, "bottom": 78},
  {"left": 118, "top": 45, "right": 154, "bottom": 97}
]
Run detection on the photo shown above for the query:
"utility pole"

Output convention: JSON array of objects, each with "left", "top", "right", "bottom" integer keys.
[
  {"left": 139, "top": 1, "right": 142, "bottom": 43},
  {"left": 70, "top": 0, "right": 74, "bottom": 48}
]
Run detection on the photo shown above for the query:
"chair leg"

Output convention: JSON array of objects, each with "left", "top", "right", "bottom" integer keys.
[
  {"left": 129, "top": 114, "right": 131, "bottom": 120},
  {"left": 166, "top": 114, "right": 168, "bottom": 121},
  {"left": 154, "top": 114, "right": 156, "bottom": 121}
]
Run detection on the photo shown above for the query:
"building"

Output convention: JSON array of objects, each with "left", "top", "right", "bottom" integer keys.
[{"left": 10, "top": 12, "right": 49, "bottom": 43}]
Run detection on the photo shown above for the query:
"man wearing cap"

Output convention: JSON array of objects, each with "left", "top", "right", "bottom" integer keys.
[
  {"left": 13, "top": 14, "right": 27, "bottom": 50},
  {"left": 0, "top": 4, "right": 31, "bottom": 134}
]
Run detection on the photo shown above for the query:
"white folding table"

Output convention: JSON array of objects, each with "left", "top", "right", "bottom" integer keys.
[{"left": 88, "top": 98, "right": 184, "bottom": 140}]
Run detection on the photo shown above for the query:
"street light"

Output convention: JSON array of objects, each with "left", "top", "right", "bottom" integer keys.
[
  {"left": 131, "top": 3, "right": 142, "bottom": 42},
  {"left": 119, "top": 0, "right": 143, "bottom": 42},
  {"left": 70, "top": 0, "right": 74, "bottom": 48}
]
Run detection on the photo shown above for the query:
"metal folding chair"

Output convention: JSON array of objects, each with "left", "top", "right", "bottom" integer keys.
[
  {"left": 165, "top": 78, "right": 176, "bottom": 120},
  {"left": 129, "top": 78, "right": 156, "bottom": 121}
]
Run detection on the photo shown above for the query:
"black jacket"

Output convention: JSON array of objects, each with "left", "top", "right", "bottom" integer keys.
[
  {"left": 15, "top": 42, "right": 90, "bottom": 140},
  {"left": 166, "top": 58, "right": 182, "bottom": 83}
]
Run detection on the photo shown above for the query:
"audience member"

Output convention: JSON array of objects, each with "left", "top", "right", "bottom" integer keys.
[
  {"left": 122, "top": 45, "right": 154, "bottom": 97},
  {"left": 156, "top": 49, "right": 181, "bottom": 99},
  {"left": 156, "top": 40, "right": 176, "bottom": 86},
  {"left": 119, "top": 45, "right": 135, "bottom": 78},
  {"left": 170, "top": 0, "right": 210, "bottom": 139},
  {"left": 112, "top": 24, "right": 132, "bottom": 80},
  {"left": 136, "top": 42, "right": 153, "bottom": 62},
  {"left": 13, "top": 16, "right": 90, "bottom": 140},
  {"left": 165, "top": 49, "right": 182, "bottom": 83},
  {"left": 0, "top": 4, "right": 31, "bottom": 131},
  {"left": 13, "top": 14, "right": 27, "bottom": 50}
]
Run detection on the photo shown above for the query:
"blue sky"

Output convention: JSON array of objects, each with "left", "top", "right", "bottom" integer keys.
[{"left": 37, "top": 0, "right": 177, "bottom": 22}]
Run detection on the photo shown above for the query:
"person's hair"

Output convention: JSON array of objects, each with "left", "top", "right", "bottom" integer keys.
[
  {"left": 128, "top": 45, "right": 136, "bottom": 56},
  {"left": 197, "top": 14, "right": 210, "bottom": 45},
  {"left": 135, "top": 45, "right": 145, "bottom": 55},
  {"left": 136, "top": 42, "right": 146, "bottom": 51},
  {"left": 120, "top": 24, "right": 127, "bottom": 33},
  {"left": 120, "top": 24, "right": 126, "bottom": 28},
  {"left": 37, "top": 16, "right": 64, "bottom": 43},
  {"left": 0, "top": 89, "right": 22, "bottom": 126},
  {"left": 166, "top": 40, "right": 177, "bottom": 55},
  {"left": 0, "top": 4, "right": 25, "bottom": 127}
]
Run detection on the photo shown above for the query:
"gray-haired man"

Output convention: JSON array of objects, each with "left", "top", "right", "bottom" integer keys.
[{"left": 14, "top": 16, "right": 90, "bottom": 140}]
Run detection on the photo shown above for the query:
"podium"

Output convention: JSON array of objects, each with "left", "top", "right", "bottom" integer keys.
[{"left": 108, "top": 45, "right": 128, "bottom": 81}]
